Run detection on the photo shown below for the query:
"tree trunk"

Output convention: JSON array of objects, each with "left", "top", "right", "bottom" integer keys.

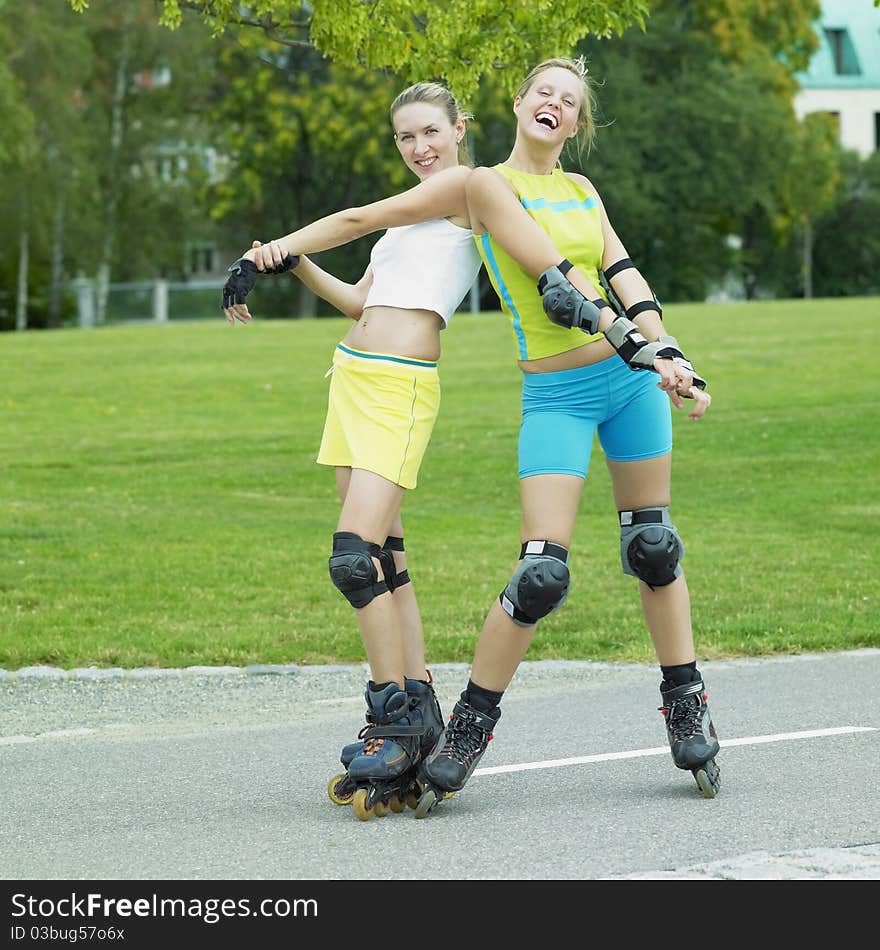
[
  {"left": 47, "top": 187, "right": 67, "bottom": 328},
  {"left": 15, "top": 189, "right": 29, "bottom": 332},
  {"left": 802, "top": 216, "right": 813, "bottom": 299},
  {"left": 95, "top": 0, "right": 134, "bottom": 325},
  {"left": 297, "top": 280, "right": 318, "bottom": 317}
]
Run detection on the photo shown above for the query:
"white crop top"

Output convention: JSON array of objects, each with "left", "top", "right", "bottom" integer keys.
[{"left": 362, "top": 217, "right": 482, "bottom": 327}]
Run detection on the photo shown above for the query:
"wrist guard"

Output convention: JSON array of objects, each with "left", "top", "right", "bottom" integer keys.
[
  {"left": 221, "top": 258, "right": 259, "bottom": 309},
  {"left": 605, "top": 320, "right": 683, "bottom": 371},
  {"left": 221, "top": 253, "right": 300, "bottom": 310},
  {"left": 605, "top": 322, "right": 708, "bottom": 391},
  {"left": 537, "top": 259, "right": 605, "bottom": 335}
]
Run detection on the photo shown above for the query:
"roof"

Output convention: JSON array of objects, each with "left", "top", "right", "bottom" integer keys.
[{"left": 796, "top": 0, "right": 880, "bottom": 89}]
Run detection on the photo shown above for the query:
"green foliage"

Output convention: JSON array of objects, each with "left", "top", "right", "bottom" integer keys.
[
  {"left": 812, "top": 150, "right": 880, "bottom": 297},
  {"left": 658, "top": 0, "right": 821, "bottom": 75},
  {"left": 70, "top": 0, "right": 650, "bottom": 99},
  {"left": 205, "top": 33, "right": 406, "bottom": 294},
  {"left": 573, "top": 12, "right": 806, "bottom": 301},
  {"left": 1, "top": 299, "right": 878, "bottom": 668}
]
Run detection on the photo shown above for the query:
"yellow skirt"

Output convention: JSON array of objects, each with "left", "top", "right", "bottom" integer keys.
[{"left": 316, "top": 343, "right": 441, "bottom": 490}]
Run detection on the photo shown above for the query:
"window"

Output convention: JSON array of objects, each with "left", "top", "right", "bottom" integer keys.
[
  {"left": 188, "top": 243, "right": 217, "bottom": 275},
  {"left": 823, "top": 28, "right": 861, "bottom": 76}
]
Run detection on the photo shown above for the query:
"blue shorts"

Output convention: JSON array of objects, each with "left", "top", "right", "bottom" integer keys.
[{"left": 518, "top": 356, "right": 672, "bottom": 479}]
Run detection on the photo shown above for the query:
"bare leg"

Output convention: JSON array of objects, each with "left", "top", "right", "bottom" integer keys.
[
  {"left": 334, "top": 469, "right": 428, "bottom": 682},
  {"left": 606, "top": 454, "right": 695, "bottom": 666},
  {"left": 334, "top": 467, "right": 407, "bottom": 687},
  {"left": 469, "top": 474, "right": 584, "bottom": 691},
  {"left": 384, "top": 510, "right": 429, "bottom": 681}
]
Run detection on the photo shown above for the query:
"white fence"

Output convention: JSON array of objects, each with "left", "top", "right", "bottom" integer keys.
[
  {"left": 71, "top": 277, "right": 481, "bottom": 326},
  {"left": 72, "top": 278, "right": 226, "bottom": 327}
]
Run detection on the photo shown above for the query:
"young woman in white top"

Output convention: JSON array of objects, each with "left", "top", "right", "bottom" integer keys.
[{"left": 222, "top": 82, "right": 481, "bottom": 821}]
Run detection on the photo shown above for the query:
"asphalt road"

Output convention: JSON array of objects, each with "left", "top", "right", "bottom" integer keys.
[{"left": 1, "top": 650, "right": 878, "bottom": 881}]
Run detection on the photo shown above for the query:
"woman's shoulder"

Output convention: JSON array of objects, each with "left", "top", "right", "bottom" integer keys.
[{"left": 562, "top": 169, "right": 600, "bottom": 195}]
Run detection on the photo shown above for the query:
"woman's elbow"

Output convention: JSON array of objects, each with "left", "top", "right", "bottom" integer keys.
[{"left": 338, "top": 207, "right": 372, "bottom": 238}]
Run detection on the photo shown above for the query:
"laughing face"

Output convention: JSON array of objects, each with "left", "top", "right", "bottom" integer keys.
[
  {"left": 514, "top": 65, "right": 582, "bottom": 144},
  {"left": 392, "top": 101, "right": 464, "bottom": 180}
]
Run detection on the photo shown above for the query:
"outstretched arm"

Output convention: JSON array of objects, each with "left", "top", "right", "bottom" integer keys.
[
  {"left": 224, "top": 243, "right": 372, "bottom": 325},
  {"left": 222, "top": 166, "right": 471, "bottom": 324}
]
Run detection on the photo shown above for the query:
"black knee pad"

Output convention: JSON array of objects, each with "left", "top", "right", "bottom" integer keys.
[
  {"left": 328, "top": 532, "right": 388, "bottom": 608},
  {"left": 620, "top": 507, "right": 684, "bottom": 588},
  {"left": 500, "top": 541, "right": 570, "bottom": 627}
]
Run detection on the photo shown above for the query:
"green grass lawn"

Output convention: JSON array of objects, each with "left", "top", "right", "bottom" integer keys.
[{"left": 2, "top": 297, "right": 877, "bottom": 669}]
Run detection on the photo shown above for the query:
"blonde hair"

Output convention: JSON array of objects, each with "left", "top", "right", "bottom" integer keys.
[
  {"left": 390, "top": 81, "right": 474, "bottom": 165},
  {"left": 516, "top": 56, "right": 597, "bottom": 156}
]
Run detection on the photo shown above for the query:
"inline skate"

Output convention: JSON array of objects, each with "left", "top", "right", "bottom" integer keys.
[
  {"left": 330, "top": 677, "right": 444, "bottom": 820},
  {"left": 660, "top": 678, "right": 721, "bottom": 798},
  {"left": 327, "top": 676, "right": 444, "bottom": 812},
  {"left": 414, "top": 697, "right": 501, "bottom": 818}
]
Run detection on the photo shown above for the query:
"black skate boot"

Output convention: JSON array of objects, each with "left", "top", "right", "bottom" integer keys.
[
  {"left": 660, "top": 679, "right": 721, "bottom": 798},
  {"left": 326, "top": 674, "right": 444, "bottom": 811},
  {"left": 414, "top": 698, "right": 501, "bottom": 818},
  {"left": 345, "top": 682, "right": 429, "bottom": 821}
]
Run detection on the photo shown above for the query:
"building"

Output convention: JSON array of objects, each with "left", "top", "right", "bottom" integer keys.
[{"left": 794, "top": 0, "right": 880, "bottom": 157}]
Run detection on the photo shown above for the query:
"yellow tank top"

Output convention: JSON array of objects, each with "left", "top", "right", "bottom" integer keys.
[{"left": 476, "top": 164, "right": 606, "bottom": 361}]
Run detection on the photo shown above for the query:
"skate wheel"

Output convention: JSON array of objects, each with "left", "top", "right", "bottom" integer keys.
[
  {"left": 405, "top": 790, "right": 421, "bottom": 810},
  {"left": 388, "top": 794, "right": 406, "bottom": 813},
  {"left": 693, "top": 759, "right": 721, "bottom": 799},
  {"left": 413, "top": 787, "right": 438, "bottom": 819},
  {"left": 351, "top": 789, "right": 375, "bottom": 822},
  {"left": 327, "top": 773, "right": 355, "bottom": 806},
  {"left": 405, "top": 777, "right": 424, "bottom": 810},
  {"left": 373, "top": 799, "right": 390, "bottom": 817}
]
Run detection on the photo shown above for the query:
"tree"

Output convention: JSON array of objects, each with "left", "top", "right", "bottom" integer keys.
[
  {"left": 573, "top": 7, "right": 816, "bottom": 302},
  {"left": 0, "top": 2, "right": 96, "bottom": 331},
  {"left": 675, "top": 0, "right": 821, "bottom": 74},
  {"left": 204, "top": 32, "right": 410, "bottom": 316},
  {"left": 68, "top": 0, "right": 651, "bottom": 98},
  {"left": 781, "top": 113, "right": 841, "bottom": 298},
  {"left": 812, "top": 150, "right": 880, "bottom": 298}
]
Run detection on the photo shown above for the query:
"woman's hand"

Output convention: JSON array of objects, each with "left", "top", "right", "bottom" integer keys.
[{"left": 653, "top": 356, "right": 710, "bottom": 418}]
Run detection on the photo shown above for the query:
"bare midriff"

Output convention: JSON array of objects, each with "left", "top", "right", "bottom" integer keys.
[
  {"left": 518, "top": 336, "right": 615, "bottom": 374},
  {"left": 342, "top": 306, "right": 445, "bottom": 362}
]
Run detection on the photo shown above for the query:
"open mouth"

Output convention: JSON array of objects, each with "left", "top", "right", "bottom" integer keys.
[
  {"left": 535, "top": 112, "right": 558, "bottom": 130},
  {"left": 415, "top": 157, "right": 438, "bottom": 169}
]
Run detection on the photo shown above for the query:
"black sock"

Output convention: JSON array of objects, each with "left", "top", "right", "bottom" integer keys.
[
  {"left": 660, "top": 662, "right": 699, "bottom": 689},
  {"left": 462, "top": 679, "right": 503, "bottom": 713}
]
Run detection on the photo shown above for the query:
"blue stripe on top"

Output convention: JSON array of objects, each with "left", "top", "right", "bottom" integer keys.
[
  {"left": 479, "top": 233, "right": 528, "bottom": 360},
  {"left": 336, "top": 342, "right": 437, "bottom": 368},
  {"left": 520, "top": 196, "right": 597, "bottom": 213}
]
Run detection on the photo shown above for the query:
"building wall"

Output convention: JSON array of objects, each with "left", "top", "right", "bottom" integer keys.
[
  {"left": 794, "top": 88, "right": 880, "bottom": 158},
  {"left": 795, "top": 0, "right": 880, "bottom": 157}
]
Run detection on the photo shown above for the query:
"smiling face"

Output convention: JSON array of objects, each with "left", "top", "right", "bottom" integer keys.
[
  {"left": 513, "top": 65, "right": 583, "bottom": 145},
  {"left": 392, "top": 101, "right": 464, "bottom": 180}
]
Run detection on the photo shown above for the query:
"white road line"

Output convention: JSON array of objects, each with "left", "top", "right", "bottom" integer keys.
[
  {"left": 474, "top": 726, "right": 877, "bottom": 777},
  {"left": 0, "top": 727, "right": 99, "bottom": 746}
]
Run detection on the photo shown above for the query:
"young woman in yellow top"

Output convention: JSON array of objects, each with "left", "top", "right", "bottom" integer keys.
[{"left": 416, "top": 57, "right": 721, "bottom": 816}]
